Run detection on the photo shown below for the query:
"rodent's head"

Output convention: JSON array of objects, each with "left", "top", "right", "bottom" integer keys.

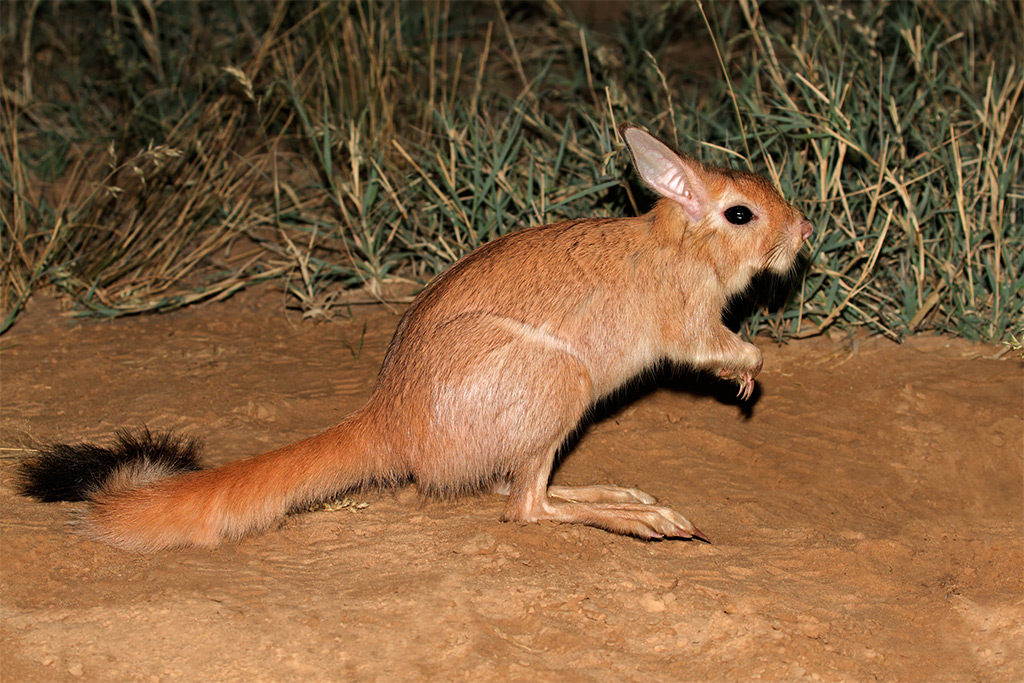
[{"left": 620, "top": 124, "right": 812, "bottom": 292}]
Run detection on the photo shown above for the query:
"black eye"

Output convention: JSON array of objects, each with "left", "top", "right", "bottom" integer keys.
[{"left": 724, "top": 205, "right": 754, "bottom": 225}]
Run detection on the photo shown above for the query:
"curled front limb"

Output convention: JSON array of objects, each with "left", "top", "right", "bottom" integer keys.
[{"left": 674, "top": 325, "right": 763, "bottom": 401}]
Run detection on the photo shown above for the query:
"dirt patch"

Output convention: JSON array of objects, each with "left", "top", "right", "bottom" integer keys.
[{"left": 2, "top": 289, "right": 1021, "bottom": 681}]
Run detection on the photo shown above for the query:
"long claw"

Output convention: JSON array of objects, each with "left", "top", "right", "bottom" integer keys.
[
  {"left": 735, "top": 372, "right": 754, "bottom": 401},
  {"left": 690, "top": 525, "right": 711, "bottom": 543}
]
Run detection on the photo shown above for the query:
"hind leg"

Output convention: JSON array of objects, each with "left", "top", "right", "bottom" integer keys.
[
  {"left": 405, "top": 314, "right": 598, "bottom": 496},
  {"left": 501, "top": 443, "right": 708, "bottom": 542}
]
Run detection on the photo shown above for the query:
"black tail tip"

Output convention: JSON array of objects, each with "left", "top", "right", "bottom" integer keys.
[{"left": 17, "top": 428, "right": 204, "bottom": 502}]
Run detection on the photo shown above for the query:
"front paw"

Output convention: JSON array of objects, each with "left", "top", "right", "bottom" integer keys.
[
  {"left": 744, "top": 345, "right": 764, "bottom": 378},
  {"left": 717, "top": 345, "right": 762, "bottom": 400},
  {"left": 718, "top": 367, "right": 756, "bottom": 400}
]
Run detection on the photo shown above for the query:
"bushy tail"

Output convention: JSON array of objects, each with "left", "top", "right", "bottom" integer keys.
[
  {"left": 17, "top": 429, "right": 204, "bottom": 502},
  {"left": 18, "top": 415, "right": 386, "bottom": 552}
]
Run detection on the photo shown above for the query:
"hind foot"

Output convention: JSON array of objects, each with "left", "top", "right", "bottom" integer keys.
[
  {"left": 547, "top": 484, "right": 657, "bottom": 505},
  {"left": 504, "top": 496, "right": 709, "bottom": 543}
]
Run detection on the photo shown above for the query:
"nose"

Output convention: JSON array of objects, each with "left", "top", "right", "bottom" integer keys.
[{"left": 798, "top": 218, "right": 813, "bottom": 241}]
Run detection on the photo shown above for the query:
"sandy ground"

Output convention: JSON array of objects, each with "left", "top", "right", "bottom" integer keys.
[{"left": 1, "top": 289, "right": 1021, "bottom": 682}]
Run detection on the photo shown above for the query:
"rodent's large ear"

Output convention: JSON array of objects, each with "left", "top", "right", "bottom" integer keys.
[{"left": 619, "top": 124, "right": 707, "bottom": 222}]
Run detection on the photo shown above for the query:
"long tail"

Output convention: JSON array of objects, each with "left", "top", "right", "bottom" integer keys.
[{"left": 17, "top": 414, "right": 390, "bottom": 552}]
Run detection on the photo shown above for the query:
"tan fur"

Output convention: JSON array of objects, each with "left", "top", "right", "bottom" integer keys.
[{"left": 80, "top": 124, "right": 812, "bottom": 551}]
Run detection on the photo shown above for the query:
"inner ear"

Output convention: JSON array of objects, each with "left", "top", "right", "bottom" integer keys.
[{"left": 621, "top": 125, "right": 707, "bottom": 222}]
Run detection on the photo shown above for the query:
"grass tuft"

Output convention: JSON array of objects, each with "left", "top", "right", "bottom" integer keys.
[{"left": 2, "top": 1, "right": 1020, "bottom": 343}]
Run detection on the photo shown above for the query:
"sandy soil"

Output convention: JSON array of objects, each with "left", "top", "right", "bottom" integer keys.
[{"left": 1, "top": 289, "right": 1021, "bottom": 682}]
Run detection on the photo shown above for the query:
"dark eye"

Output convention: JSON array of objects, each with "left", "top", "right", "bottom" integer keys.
[{"left": 724, "top": 205, "right": 754, "bottom": 225}]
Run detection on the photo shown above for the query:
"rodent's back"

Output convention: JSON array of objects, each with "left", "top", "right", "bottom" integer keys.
[{"left": 380, "top": 214, "right": 660, "bottom": 369}]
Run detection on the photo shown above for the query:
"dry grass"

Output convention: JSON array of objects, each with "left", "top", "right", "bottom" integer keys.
[{"left": 1, "top": 0, "right": 1020, "bottom": 342}]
